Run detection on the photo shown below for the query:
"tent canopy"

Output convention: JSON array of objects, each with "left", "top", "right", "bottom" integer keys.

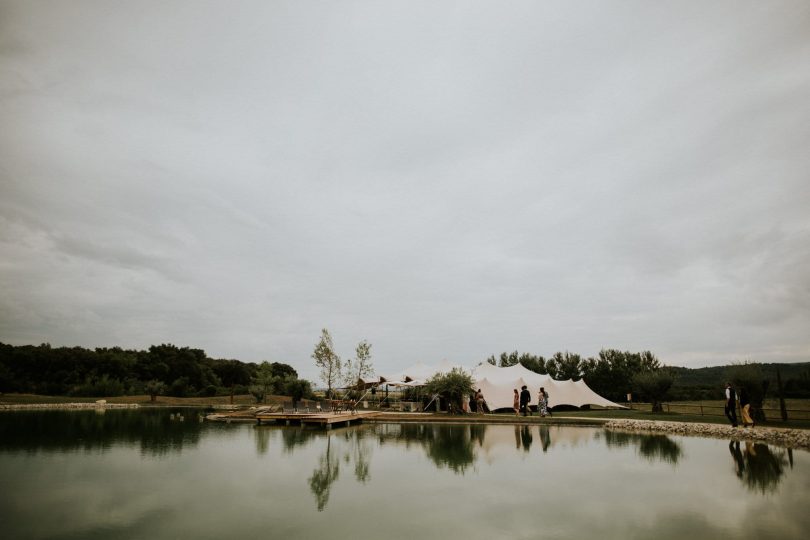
[
  {"left": 367, "top": 361, "right": 625, "bottom": 409},
  {"left": 470, "top": 363, "right": 625, "bottom": 409}
]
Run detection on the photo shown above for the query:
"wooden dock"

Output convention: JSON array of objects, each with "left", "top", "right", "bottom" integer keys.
[{"left": 255, "top": 410, "right": 383, "bottom": 429}]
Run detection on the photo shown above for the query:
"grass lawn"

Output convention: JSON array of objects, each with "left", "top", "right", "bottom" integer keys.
[{"left": 552, "top": 400, "right": 810, "bottom": 430}]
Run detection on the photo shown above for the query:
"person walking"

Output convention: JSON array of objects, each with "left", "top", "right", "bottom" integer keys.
[
  {"left": 539, "top": 387, "right": 551, "bottom": 417},
  {"left": 739, "top": 386, "right": 754, "bottom": 427},
  {"left": 724, "top": 382, "right": 738, "bottom": 427},
  {"left": 513, "top": 389, "right": 520, "bottom": 416},
  {"left": 519, "top": 385, "right": 531, "bottom": 417}
]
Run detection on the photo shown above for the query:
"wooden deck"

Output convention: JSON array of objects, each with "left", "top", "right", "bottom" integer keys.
[{"left": 255, "top": 410, "right": 383, "bottom": 429}]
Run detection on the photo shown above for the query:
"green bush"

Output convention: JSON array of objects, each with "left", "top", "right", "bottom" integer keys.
[
  {"left": 424, "top": 369, "right": 475, "bottom": 412},
  {"left": 70, "top": 375, "right": 125, "bottom": 397},
  {"left": 198, "top": 385, "right": 218, "bottom": 397}
]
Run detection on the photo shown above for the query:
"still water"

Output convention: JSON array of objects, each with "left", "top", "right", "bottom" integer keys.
[{"left": 0, "top": 409, "right": 807, "bottom": 540}]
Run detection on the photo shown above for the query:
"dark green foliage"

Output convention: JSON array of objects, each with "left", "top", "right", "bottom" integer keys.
[
  {"left": 632, "top": 370, "right": 675, "bottom": 412},
  {"left": 70, "top": 374, "right": 126, "bottom": 397},
  {"left": 484, "top": 348, "right": 663, "bottom": 402},
  {"left": 0, "top": 341, "right": 306, "bottom": 399},
  {"left": 199, "top": 385, "right": 218, "bottom": 397},
  {"left": 284, "top": 378, "right": 313, "bottom": 406},
  {"left": 144, "top": 380, "right": 166, "bottom": 402},
  {"left": 424, "top": 368, "right": 475, "bottom": 412},
  {"left": 726, "top": 362, "right": 769, "bottom": 421}
]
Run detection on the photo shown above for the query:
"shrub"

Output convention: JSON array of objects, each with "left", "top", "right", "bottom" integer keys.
[
  {"left": 632, "top": 370, "right": 675, "bottom": 412},
  {"left": 424, "top": 368, "right": 475, "bottom": 413}
]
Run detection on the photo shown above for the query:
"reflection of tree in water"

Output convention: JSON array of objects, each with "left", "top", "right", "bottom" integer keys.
[
  {"left": 308, "top": 434, "right": 340, "bottom": 511},
  {"left": 739, "top": 441, "right": 788, "bottom": 494},
  {"left": 426, "top": 425, "right": 476, "bottom": 473},
  {"left": 602, "top": 431, "right": 682, "bottom": 465},
  {"left": 295, "top": 427, "right": 376, "bottom": 511},
  {"left": 378, "top": 424, "right": 480, "bottom": 474},
  {"left": 341, "top": 429, "right": 373, "bottom": 483},
  {"left": 253, "top": 426, "right": 273, "bottom": 455},
  {"left": 280, "top": 426, "right": 319, "bottom": 452},
  {"left": 0, "top": 409, "right": 204, "bottom": 456}
]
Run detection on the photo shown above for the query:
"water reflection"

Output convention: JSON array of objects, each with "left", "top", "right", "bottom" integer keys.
[
  {"left": 601, "top": 431, "right": 683, "bottom": 464},
  {"left": 729, "top": 440, "right": 790, "bottom": 494},
  {"left": 0, "top": 409, "right": 204, "bottom": 456},
  {"left": 377, "top": 424, "right": 482, "bottom": 474},
  {"left": 514, "top": 425, "right": 533, "bottom": 452},
  {"left": 538, "top": 425, "right": 551, "bottom": 452},
  {"left": 309, "top": 434, "right": 340, "bottom": 511}
]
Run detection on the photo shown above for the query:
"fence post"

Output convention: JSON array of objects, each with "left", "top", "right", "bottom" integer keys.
[
  {"left": 776, "top": 367, "right": 788, "bottom": 421},
  {"left": 666, "top": 403, "right": 670, "bottom": 413}
]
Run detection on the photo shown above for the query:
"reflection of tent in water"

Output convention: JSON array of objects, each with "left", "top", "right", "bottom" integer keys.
[
  {"left": 366, "top": 361, "right": 625, "bottom": 410},
  {"left": 478, "top": 424, "right": 595, "bottom": 463}
]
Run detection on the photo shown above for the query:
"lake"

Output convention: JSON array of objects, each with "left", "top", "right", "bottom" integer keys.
[{"left": 0, "top": 408, "right": 807, "bottom": 539}]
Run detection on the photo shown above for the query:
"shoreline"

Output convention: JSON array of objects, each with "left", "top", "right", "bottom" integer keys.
[
  {"left": 0, "top": 402, "right": 141, "bottom": 410},
  {"left": 3, "top": 403, "right": 808, "bottom": 450},
  {"left": 604, "top": 418, "right": 810, "bottom": 450}
]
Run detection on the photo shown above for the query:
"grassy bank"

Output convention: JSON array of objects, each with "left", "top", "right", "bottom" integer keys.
[
  {"left": 3, "top": 393, "right": 809, "bottom": 429},
  {"left": 0, "top": 393, "right": 301, "bottom": 407}
]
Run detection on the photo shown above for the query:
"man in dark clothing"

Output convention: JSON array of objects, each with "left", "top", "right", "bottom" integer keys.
[
  {"left": 724, "top": 382, "right": 738, "bottom": 427},
  {"left": 519, "top": 385, "right": 531, "bottom": 417}
]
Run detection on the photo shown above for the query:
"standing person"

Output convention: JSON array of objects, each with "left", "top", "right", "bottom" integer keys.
[
  {"left": 519, "top": 385, "right": 531, "bottom": 417},
  {"left": 541, "top": 387, "right": 552, "bottom": 417},
  {"left": 724, "top": 382, "right": 738, "bottom": 427},
  {"left": 475, "top": 388, "right": 485, "bottom": 414},
  {"left": 513, "top": 389, "right": 520, "bottom": 416},
  {"left": 739, "top": 386, "right": 754, "bottom": 427},
  {"left": 538, "top": 387, "right": 547, "bottom": 417}
]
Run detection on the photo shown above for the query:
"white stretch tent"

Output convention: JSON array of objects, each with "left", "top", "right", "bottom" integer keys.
[
  {"left": 470, "top": 363, "right": 626, "bottom": 410},
  {"left": 371, "top": 361, "right": 625, "bottom": 410}
]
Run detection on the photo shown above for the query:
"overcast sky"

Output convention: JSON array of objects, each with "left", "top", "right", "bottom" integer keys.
[{"left": 1, "top": 1, "right": 808, "bottom": 382}]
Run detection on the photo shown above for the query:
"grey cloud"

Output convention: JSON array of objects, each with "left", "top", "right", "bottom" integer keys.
[{"left": 1, "top": 1, "right": 809, "bottom": 381}]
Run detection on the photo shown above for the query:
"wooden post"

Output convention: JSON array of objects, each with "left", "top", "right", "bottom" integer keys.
[{"left": 776, "top": 367, "right": 788, "bottom": 421}]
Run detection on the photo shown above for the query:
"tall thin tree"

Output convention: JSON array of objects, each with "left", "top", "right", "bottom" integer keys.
[{"left": 312, "top": 328, "right": 341, "bottom": 399}]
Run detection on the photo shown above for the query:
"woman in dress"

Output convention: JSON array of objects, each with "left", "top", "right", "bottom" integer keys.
[
  {"left": 513, "top": 388, "right": 520, "bottom": 416},
  {"left": 538, "top": 387, "right": 549, "bottom": 417}
]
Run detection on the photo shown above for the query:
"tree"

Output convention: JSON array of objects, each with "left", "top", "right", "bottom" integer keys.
[
  {"left": 284, "top": 378, "right": 313, "bottom": 409},
  {"left": 633, "top": 370, "right": 675, "bottom": 412},
  {"left": 550, "top": 351, "right": 582, "bottom": 380},
  {"left": 727, "top": 362, "right": 769, "bottom": 422},
  {"left": 343, "top": 340, "right": 374, "bottom": 388},
  {"left": 144, "top": 380, "right": 166, "bottom": 403},
  {"left": 424, "top": 368, "right": 475, "bottom": 413},
  {"left": 252, "top": 362, "right": 276, "bottom": 404},
  {"left": 312, "top": 329, "right": 341, "bottom": 399},
  {"left": 519, "top": 353, "right": 547, "bottom": 375}
]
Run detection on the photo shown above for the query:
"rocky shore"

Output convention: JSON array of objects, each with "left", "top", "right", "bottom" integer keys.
[
  {"left": 605, "top": 419, "right": 810, "bottom": 450},
  {"left": 0, "top": 402, "right": 140, "bottom": 411}
]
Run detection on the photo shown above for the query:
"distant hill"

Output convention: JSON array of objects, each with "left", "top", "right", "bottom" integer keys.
[{"left": 668, "top": 362, "right": 810, "bottom": 400}]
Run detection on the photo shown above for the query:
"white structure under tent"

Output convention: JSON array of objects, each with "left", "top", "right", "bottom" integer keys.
[{"left": 355, "top": 361, "right": 626, "bottom": 410}]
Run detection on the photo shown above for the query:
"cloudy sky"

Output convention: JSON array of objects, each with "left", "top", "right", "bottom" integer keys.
[{"left": 1, "top": 1, "right": 808, "bottom": 381}]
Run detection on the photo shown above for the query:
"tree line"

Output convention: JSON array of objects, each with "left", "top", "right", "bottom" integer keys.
[
  {"left": 484, "top": 349, "right": 810, "bottom": 404},
  {"left": 485, "top": 349, "right": 664, "bottom": 403},
  {"left": 0, "top": 342, "right": 306, "bottom": 399}
]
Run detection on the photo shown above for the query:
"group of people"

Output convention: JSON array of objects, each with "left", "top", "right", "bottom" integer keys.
[
  {"left": 725, "top": 381, "right": 754, "bottom": 428},
  {"left": 512, "top": 386, "right": 551, "bottom": 417}
]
